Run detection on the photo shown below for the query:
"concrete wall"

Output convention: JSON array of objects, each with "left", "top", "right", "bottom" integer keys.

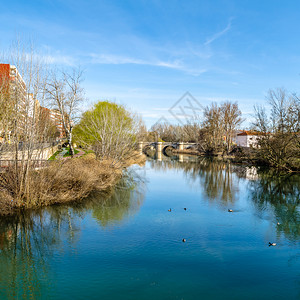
[{"left": 0, "top": 144, "right": 60, "bottom": 160}]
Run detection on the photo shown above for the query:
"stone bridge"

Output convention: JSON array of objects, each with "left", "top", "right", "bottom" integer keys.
[
  {"left": 138, "top": 141, "right": 198, "bottom": 154},
  {"left": 138, "top": 141, "right": 199, "bottom": 162}
]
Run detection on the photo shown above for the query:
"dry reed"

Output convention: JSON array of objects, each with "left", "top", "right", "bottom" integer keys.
[{"left": 0, "top": 157, "right": 124, "bottom": 216}]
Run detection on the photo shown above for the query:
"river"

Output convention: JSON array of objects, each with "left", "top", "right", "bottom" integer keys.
[{"left": 0, "top": 156, "right": 299, "bottom": 299}]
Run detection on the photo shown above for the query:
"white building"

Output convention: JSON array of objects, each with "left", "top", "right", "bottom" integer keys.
[{"left": 236, "top": 131, "right": 260, "bottom": 148}]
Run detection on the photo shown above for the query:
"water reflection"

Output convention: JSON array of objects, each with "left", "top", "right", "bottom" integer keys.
[
  {"left": 194, "top": 158, "right": 237, "bottom": 205},
  {"left": 149, "top": 155, "right": 300, "bottom": 241},
  {"left": 0, "top": 209, "right": 72, "bottom": 299},
  {"left": 0, "top": 157, "right": 299, "bottom": 299},
  {"left": 75, "top": 171, "right": 145, "bottom": 227},
  {"left": 248, "top": 171, "right": 300, "bottom": 241},
  {"left": 149, "top": 157, "right": 238, "bottom": 205},
  {"left": 0, "top": 172, "right": 145, "bottom": 299}
]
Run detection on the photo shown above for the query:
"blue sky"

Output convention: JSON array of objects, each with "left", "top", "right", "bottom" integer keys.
[{"left": 1, "top": 0, "right": 300, "bottom": 127}]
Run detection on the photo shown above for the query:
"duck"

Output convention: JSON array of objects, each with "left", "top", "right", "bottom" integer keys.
[
  {"left": 182, "top": 238, "right": 186, "bottom": 243},
  {"left": 277, "top": 222, "right": 280, "bottom": 225},
  {"left": 269, "top": 242, "right": 277, "bottom": 246},
  {"left": 184, "top": 208, "right": 187, "bottom": 211},
  {"left": 168, "top": 208, "right": 172, "bottom": 212},
  {"left": 228, "top": 209, "right": 233, "bottom": 212}
]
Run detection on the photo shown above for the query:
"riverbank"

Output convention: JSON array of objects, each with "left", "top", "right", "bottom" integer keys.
[
  {"left": 167, "top": 147, "right": 300, "bottom": 172},
  {"left": 0, "top": 152, "right": 146, "bottom": 216}
]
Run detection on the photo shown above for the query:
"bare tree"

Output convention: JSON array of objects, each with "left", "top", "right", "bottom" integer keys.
[
  {"left": 0, "top": 38, "right": 53, "bottom": 203},
  {"left": 253, "top": 88, "right": 300, "bottom": 171},
  {"left": 221, "top": 101, "right": 243, "bottom": 153},
  {"left": 149, "top": 121, "right": 201, "bottom": 143},
  {"left": 200, "top": 102, "right": 224, "bottom": 153},
  {"left": 198, "top": 101, "right": 242, "bottom": 154},
  {"left": 46, "top": 68, "right": 84, "bottom": 156}
]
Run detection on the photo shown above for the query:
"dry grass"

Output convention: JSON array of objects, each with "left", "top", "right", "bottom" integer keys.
[
  {"left": 0, "top": 158, "right": 122, "bottom": 216},
  {"left": 0, "top": 151, "right": 146, "bottom": 216}
]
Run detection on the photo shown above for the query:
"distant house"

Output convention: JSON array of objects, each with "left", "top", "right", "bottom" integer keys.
[{"left": 236, "top": 131, "right": 261, "bottom": 148}]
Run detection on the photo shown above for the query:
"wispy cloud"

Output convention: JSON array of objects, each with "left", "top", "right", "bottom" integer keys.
[
  {"left": 90, "top": 53, "right": 145, "bottom": 65},
  {"left": 204, "top": 18, "right": 233, "bottom": 46},
  {"left": 24, "top": 51, "right": 75, "bottom": 66},
  {"left": 43, "top": 54, "right": 75, "bottom": 66},
  {"left": 90, "top": 53, "right": 183, "bottom": 69},
  {"left": 89, "top": 53, "right": 207, "bottom": 75}
]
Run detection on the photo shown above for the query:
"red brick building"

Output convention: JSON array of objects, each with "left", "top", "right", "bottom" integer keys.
[
  {"left": 0, "top": 64, "right": 27, "bottom": 139},
  {"left": 0, "top": 63, "right": 67, "bottom": 142}
]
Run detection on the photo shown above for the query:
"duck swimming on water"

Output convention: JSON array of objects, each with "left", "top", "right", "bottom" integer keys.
[
  {"left": 228, "top": 209, "right": 233, "bottom": 212},
  {"left": 269, "top": 242, "right": 277, "bottom": 246},
  {"left": 168, "top": 209, "right": 171, "bottom": 212}
]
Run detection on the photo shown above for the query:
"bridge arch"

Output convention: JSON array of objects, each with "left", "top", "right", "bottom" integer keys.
[
  {"left": 162, "top": 144, "right": 177, "bottom": 156},
  {"left": 138, "top": 141, "right": 198, "bottom": 156}
]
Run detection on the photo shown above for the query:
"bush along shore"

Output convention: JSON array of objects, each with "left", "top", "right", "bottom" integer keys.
[
  {"left": 0, "top": 150, "right": 146, "bottom": 216},
  {"left": 159, "top": 146, "right": 300, "bottom": 173}
]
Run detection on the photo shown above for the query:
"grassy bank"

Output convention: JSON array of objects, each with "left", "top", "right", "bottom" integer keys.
[
  {"left": 0, "top": 152, "right": 146, "bottom": 216},
  {"left": 48, "top": 147, "right": 80, "bottom": 160}
]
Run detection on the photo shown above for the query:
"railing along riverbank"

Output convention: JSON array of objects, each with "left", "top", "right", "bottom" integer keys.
[{"left": 0, "top": 159, "right": 49, "bottom": 169}]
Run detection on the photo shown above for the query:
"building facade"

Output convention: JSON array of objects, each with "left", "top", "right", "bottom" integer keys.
[
  {"left": 0, "top": 64, "right": 28, "bottom": 139},
  {"left": 0, "top": 63, "right": 67, "bottom": 142},
  {"left": 236, "top": 131, "right": 260, "bottom": 148},
  {"left": 49, "top": 109, "right": 66, "bottom": 139}
]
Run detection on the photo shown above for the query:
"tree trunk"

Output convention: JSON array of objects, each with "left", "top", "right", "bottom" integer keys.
[{"left": 68, "top": 128, "right": 74, "bottom": 156}]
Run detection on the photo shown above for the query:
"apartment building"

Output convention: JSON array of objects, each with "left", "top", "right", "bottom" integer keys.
[
  {"left": 49, "top": 109, "right": 66, "bottom": 139},
  {"left": 0, "top": 64, "right": 67, "bottom": 142},
  {"left": 0, "top": 64, "right": 28, "bottom": 139},
  {"left": 0, "top": 64, "right": 27, "bottom": 111}
]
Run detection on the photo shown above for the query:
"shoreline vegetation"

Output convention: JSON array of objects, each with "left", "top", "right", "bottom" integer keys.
[
  {"left": 158, "top": 147, "right": 300, "bottom": 172},
  {"left": 0, "top": 150, "right": 146, "bottom": 216}
]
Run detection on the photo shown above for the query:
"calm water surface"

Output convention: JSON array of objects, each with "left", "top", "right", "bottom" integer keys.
[{"left": 0, "top": 156, "right": 299, "bottom": 299}]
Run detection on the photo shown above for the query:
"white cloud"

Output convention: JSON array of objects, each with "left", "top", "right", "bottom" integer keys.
[
  {"left": 43, "top": 54, "right": 75, "bottom": 66},
  {"left": 204, "top": 18, "right": 233, "bottom": 46},
  {"left": 90, "top": 53, "right": 182, "bottom": 69},
  {"left": 89, "top": 53, "right": 207, "bottom": 76},
  {"left": 24, "top": 52, "right": 75, "bottom": 66}
]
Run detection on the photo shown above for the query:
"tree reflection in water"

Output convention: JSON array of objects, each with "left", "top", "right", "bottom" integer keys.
[
  {"left": 149, "top": 157, "right": 238, "bottom": 206},
  {"left": 0, "top": 208, "right": 77, "bottom": 299},
  {"left": 0, "top": 170, "right": 145, "bottom": 299},
  {"left": 194, "top": 158, "right": 237, "bottom": 205},
  {"left": 150, "top": 155, "right": 300, "bottom": 242},
  {"left": 72, "top": 168, "right": 145, "bottom": 227},
  {"left": 248, "top": 171, "right": 300, "bottom": 241}
]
